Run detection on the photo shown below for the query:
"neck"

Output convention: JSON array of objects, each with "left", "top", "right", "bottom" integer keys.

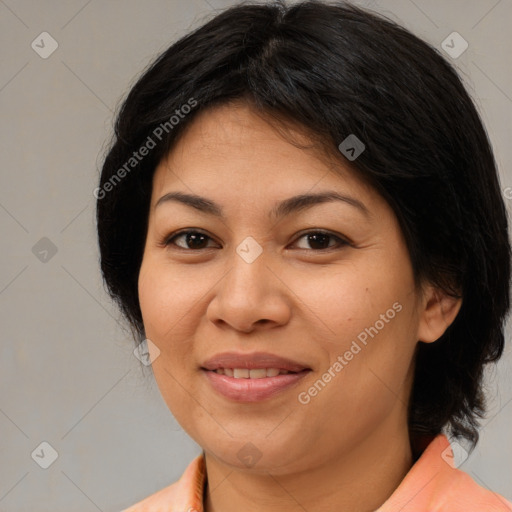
[{"left": 203, "top": 416, "right": 413, "bottom": 512}]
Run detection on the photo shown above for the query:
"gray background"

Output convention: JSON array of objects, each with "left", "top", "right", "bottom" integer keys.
[{"left": 0, "top": 0, "right": 511, "bottom": 510}]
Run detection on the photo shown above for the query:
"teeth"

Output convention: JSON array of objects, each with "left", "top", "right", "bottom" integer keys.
[
  {"left": 249, "top": 369, "right": 267, "bottom": 379},
  {"left": 214, "top": 368, "right": 290, "bottom": 378}
]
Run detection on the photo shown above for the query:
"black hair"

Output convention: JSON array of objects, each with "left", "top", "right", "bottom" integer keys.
[{"left": 96, "top": 0, "right": 511, "bottom": 449}]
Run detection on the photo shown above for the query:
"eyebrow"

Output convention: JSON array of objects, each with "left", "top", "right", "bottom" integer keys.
[{"left": 155, "top": 190, "right": 371, "bottom": 219}]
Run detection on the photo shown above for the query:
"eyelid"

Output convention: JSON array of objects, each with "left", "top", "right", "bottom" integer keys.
[
  {"left": 291, "top": 229, "right": 352, "bottom": 248},
  {"left": 160, "top": 228, "right": 351, "bottom": 251},
  {"left": 159, "top": 228, "right": 219, "bottom": 249}
]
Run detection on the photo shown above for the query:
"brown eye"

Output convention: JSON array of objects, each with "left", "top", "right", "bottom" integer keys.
[
  {"left": 162, "top": 229, "right": 349, "bottom": 252},
  {"left": 165, "top": 230, "right": 218, "bottom": 250},
  {"left": 292, "top": 231, "right": 349, "bottom": 251}
]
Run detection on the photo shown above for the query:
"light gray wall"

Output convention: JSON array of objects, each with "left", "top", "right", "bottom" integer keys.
[{"left": 0, "top": 1, "right": 511, "bottom": 510}]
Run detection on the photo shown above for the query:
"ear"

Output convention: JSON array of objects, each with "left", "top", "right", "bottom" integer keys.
[{"left": 417, "top": 285, "right": 462, "bottom": 343}]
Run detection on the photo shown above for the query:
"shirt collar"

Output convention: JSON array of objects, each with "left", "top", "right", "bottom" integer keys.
[{"left": 176, "top": 434, "right": 509, "bottom": 512}]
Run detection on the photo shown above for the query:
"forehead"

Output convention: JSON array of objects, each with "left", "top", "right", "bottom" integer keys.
[{"left": 151, "top": 102, "right": 377, "bottom": 205}]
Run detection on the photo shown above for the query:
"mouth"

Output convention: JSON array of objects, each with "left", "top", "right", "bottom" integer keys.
[
  {"left": 201, "top": 368, "right": 311, "bottom": 402},
  {"left": 202, "top": 368, "right": 311, "bottom": 402},
  {"left": 201, "top": 351, "right": 311, "bottom": 373},
  {"left": 207, "top": 368, "right": 301, "bottom": 378},
  {"left": 200, "top": 352, "right": 312, "bottom": 402}
]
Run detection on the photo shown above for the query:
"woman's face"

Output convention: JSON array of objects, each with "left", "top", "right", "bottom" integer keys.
[{"left": 138, "top": 101, "right": 426, "bottom": 474}]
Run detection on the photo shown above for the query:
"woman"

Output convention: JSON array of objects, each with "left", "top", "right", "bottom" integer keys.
[{"left": 96, "top": 1, "right": 512, "bottom": 510}]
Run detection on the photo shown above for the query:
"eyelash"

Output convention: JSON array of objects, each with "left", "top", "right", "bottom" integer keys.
[{"left": 160, "top": 229, "right": 351, "bottom": 252}]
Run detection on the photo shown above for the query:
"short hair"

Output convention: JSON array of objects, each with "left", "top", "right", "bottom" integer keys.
[{"left": 96, "top": 0, "right": 511, "bottom": 449}]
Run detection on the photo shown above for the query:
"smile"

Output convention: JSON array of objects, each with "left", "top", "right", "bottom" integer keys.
[
  {"left": 212, "top": 368, "right": 294, "bottom": 378},
  {"left": 203, "top": 368, "right": 311, "bottom": 402}
]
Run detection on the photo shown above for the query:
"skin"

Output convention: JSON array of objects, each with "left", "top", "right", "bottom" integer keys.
[{"left": 137, "top": 101, "right": 462, "bottom": 512}]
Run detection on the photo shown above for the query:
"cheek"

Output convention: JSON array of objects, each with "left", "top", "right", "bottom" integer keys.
[
  {"left": 310, "top": 261, "right": 417, "bottom": 401},
  {"left": 138, "top": 261, "right": 203, "bottom": 428},
  {"left": 307, "top": 264, "right": 397, "bottom": 342},
  {"left": 305, "top": 304, "right": 416, "bottom": 444},
  {"left": 138, "top": 258, "right": 202, "bottom": 338},
  {"left": 332, "top": 246, "right": 415, "bottom": 341}
]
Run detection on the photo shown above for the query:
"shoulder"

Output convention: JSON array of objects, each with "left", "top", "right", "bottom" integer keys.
[
  {"left": 378, "top": 435, "right": 512, "bottom": 512},
  {"left": 120, "top": 453, "right": 206, "bottom": 512},
  {"left": 431, "top": 466, "right": 512, "bottom": 511},
  {"left": 121, "top": 481, "right": 181, "bottom": 512}
]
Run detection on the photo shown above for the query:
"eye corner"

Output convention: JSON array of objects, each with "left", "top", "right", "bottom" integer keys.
[
  {"left": 290, "top": 230, "right": 352, "bottom": 251},
  {"left": 158, "top": 229, "right": 221, "bottom": 251}
]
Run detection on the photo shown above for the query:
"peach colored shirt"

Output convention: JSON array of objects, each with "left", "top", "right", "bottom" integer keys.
[{"left": 122, "top": 434, "right": 512, "bottom": 511}]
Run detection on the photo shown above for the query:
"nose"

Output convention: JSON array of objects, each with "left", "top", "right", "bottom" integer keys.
[{"left": 206, "top": 246, "right": 291, "bottom": 333}]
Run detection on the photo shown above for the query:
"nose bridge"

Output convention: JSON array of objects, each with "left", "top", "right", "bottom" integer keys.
[
  {"left": 226, "top": 236, "right": 270, "bottom": 301},
  {"left": 207, "top": 237, "right": 290, "bottom": 331}
]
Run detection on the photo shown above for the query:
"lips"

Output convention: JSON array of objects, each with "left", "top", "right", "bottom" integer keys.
[
  {"left": 200, "top": 352, "right": 311, "bottom": 402},
  {"left": 201, "top": 351, "right": 311, "bottom": 373}
]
